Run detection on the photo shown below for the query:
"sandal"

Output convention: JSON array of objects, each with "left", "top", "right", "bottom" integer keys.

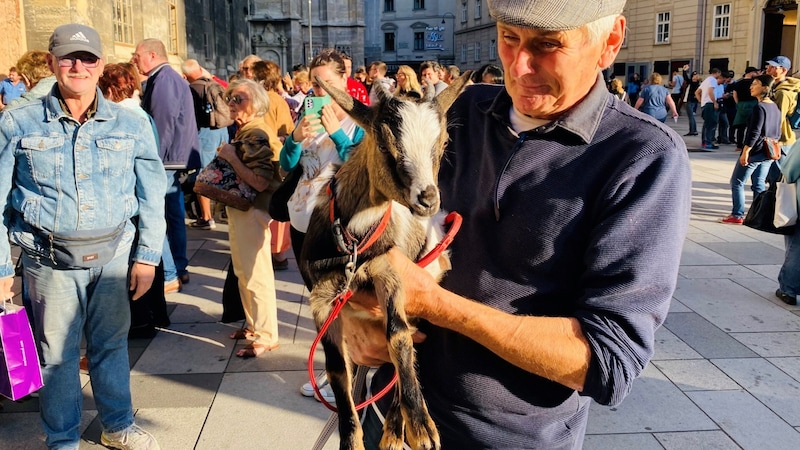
[
  {"left": 236, "top": 342, "right": 279, "bottom": 358},
  {"left": 230, "top": 329, "right": 254, "bottom": 340}
]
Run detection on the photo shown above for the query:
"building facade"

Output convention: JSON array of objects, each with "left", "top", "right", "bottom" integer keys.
[{"left": 185, "top": 0, "right": 366, "bottom": 79}]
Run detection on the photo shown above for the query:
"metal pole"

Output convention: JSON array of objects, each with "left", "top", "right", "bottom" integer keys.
[{"left": 308, "top": 0, "right": 313, "bottom": 62}]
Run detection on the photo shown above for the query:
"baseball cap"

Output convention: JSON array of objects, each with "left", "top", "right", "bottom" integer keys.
[
  {"left": 766, "top": 56, "right": 791, "bottom": 71},
  {"left": 48, "top": 24, "right": 103, "bottom": 59},
  {"left": 488, "top": 0, "right": 626, "bottom": 31}
]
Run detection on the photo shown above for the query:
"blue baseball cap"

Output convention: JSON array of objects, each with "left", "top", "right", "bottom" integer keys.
[{"left": 766, "top": 56, "right": 791, "bottom": 71}]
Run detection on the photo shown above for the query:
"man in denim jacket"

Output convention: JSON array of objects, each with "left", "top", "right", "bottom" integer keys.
[{"left": 0, "top": 24, "right": 165, "bottom": 450}]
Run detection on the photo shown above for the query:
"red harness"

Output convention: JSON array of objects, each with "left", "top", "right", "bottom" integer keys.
[{"left": 307, "top": 189, "right": 462, "bottom": 412}]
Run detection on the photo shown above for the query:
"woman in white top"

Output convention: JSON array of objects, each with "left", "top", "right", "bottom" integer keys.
[{"left": 279, "top": 49, "right": 365, "bottom": 285}]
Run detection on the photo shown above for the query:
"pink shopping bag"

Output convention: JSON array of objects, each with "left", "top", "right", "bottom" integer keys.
[{"left": 0, "top": 300, "right": 43, "bottom": 400}]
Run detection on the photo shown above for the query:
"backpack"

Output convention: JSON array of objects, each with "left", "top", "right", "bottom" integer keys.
[
  {"left": 790, "top": 90, "right": 800, "bottom": 129},
  {"left": 202, "top": 79, "right": 233, "bottom": 129}
]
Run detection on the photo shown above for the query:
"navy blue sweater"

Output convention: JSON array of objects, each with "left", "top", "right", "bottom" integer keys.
[
  {"left": 407, "top": 76, "right": 692, "bottom": 448},
  {"left": 744, "top": 100, "right": 781, "bottom": 151}
]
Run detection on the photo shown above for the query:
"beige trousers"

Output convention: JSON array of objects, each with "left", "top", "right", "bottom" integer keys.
[{"left": 226, "top": 206, "right": 279, "bottom": 346}]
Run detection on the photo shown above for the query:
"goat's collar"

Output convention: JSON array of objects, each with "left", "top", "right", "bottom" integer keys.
[{"left": 327, "top": 179, "right": 393, "bottom": 256}]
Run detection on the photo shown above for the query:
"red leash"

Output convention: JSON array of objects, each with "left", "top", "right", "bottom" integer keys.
[{"left": 307, "top": 211, "right": 463, "bottom": 412}]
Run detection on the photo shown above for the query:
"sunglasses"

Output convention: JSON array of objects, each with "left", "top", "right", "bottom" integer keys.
[
  {"left": 57, "top": 55, "right": 100, "bottom": 68},
  {"left": 225, "top": 94, "right": 247, "bottom": 105}
]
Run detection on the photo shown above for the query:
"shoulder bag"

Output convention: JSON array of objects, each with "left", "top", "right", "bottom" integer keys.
[
  {"left": 268, "top": 165, "right": 302, "bottom": 222},
  {"left": 744, "top": 181, "right": 796, "bottom": 235},
  {"left": 194, "top": 156, "right": 257, "bottom": 211}
]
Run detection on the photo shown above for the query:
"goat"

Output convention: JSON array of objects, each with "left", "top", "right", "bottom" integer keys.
[{"left": 299, "top": 73, "right": 470, "bottom": 450}]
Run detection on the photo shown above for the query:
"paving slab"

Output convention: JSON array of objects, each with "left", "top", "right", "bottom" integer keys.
[
  {"left": 711, "top": 358, "right": 800, "bottom": 426},
  {"left": 652, "top": 359, "right": 740, "bottom": 391},
  {"left": 681, "top": 241, "right": 737, "bottom": 266},
  {"left": 653, "top": 327, "right": 703, "bottom": 360},
  {"left": 654, "top": 430, "right": 741, "bottom": 449},
  {"left": 131, "top": 323, "right": 235, "bottom": 375},
  {"left": 678, "top": 264, "right": 767, "bottom": 279},
  {"left": 663, "top": 312, "right": 758, "bottom": 359},
  {"left": 197, "top": 371, "right": 338, "bottom": 450},
  {"left": 583, "top": 432, "right": 663, "bottom": 449},
  {"left": 672, "top": 279, "right": 800, "bottom": 332},
  {"left": 587, "top": 365, "right": 716, "bottom": 434},
  {"left": 130, "top": 373, "right": 222, "bottom": 408},
  {"left": 729, "top": 332, "right": 800, "bottom": 357},
  {"left": 686, "top": 390, "right": 800, "bottom": 449},
  {"left": 130, "top": 407, "right": 209, "bottom": 450},
  {"left": 700, "top": 242, "right": 786, "bottom": 265},
  {"left": 768, "top": 357, "right": 800, "bottom": 382}
]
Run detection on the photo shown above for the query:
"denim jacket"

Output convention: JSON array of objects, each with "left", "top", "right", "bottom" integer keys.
[{"left": 0, "top": 86, "right": 167, "bottom": 278}]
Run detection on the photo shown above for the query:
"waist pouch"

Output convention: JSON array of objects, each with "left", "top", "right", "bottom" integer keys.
[{"left": 39, "top": 223, "right": 126, "bottom": 269}]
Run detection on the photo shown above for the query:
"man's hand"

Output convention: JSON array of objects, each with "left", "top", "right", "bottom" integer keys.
[
  {"left": 342, "top": 249, "right": 435, "bottom": 365},
  {"left": 0, "top": 276, "right": 14, "bottom": 301},
  {"left": 129, "top": 262, "right": 156, "bottom": 301}
]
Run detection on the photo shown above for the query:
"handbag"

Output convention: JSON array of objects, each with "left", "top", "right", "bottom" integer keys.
[
  {"left": 763, "top": 136, "right": 782, "bottom": 160},
  {"left": 194, "top": 156, "right": 257, "bottom": 211},
  {"left": 744, "top": 182, "right": 796, "bottom": 235},
  {"left": 268, "top": 165, "right": 302, "bottom": 222},
  {"left": 774, "top": 177, "right": 798, "bottom": 228},
  {"left": 0, "top": 299, "right": 43, "bottom": 400},
  {"left": 44, "top": 222, "right": 126, "bottom": 269}
]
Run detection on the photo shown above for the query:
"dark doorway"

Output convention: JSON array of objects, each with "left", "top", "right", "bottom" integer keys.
[{"left": 762, "top": 13, "right": 785, "bottom": 67}]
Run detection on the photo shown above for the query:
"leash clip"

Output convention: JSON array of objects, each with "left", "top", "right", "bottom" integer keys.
[
  {"left": 331, "top": 218, "right": 350, "bottom": 254},
  {"left": 343, "top": 243, "right": 358, "bottom": 292}
]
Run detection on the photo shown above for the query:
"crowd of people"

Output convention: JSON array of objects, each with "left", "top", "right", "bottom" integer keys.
[{"left": 2, "top": 1, "right": 798, "bottom": 448}]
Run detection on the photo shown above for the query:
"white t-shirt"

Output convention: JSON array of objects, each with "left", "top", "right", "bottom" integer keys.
[
  {"left": 287, "top": 116, "right": 359, "bottom": 233},
  {"left": 698, "top": 76, "right": 719, "bottom": 107}
]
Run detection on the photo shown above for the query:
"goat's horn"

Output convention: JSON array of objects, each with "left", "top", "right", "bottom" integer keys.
[
  {"left": 433, "top": 70, "right": 472, "bottom": 116},
  {"left": 314, "top": 75, "right": 372, "bottom": 127}
]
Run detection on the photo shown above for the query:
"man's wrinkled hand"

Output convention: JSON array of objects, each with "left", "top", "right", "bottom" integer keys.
[{"left": 129, "top": 262, "right": 156, "bottom": 301}]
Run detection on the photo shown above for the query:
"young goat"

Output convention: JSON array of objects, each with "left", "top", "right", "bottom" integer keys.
[{"left": 300, "top": 74, "right": 470, "bottom": 449}]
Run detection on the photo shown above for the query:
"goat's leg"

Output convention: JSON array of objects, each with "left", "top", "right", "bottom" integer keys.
[
  {"left": 370, "top": 257, "right": 440, "bottom": 450},
  {"left": 310, "top": 284, "right": 364, "bottom": 450},
  {"left": 378, "top": 393, "right": 404, "bottom": 450}
]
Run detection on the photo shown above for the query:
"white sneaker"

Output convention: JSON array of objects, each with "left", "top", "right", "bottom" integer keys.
[
  {"left": 100, "top": 424, "right": 160, "bottom": 450},
  {"left": 301, "top": 371, "right": 329, "bottom": 397},
  {"left": 313, "top": 385, "right": 336, "bottom": 404}
]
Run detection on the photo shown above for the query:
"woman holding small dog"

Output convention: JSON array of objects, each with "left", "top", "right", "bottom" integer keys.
[{"left": 217, "top": 79, "right": 282, "bottom": 357}]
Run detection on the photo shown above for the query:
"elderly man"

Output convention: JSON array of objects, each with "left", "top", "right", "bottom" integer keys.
[
  {"left": 133, "top": 38, "right": 200, "bottom": 293},
  {"left": 350, "top": 0, "right": 691, "bottom": 448},
  {"left": 0, "top": 24, "right": 165, "bottom": 449}
]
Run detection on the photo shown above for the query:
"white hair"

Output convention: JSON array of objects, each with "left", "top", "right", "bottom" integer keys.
[{"left": 584, "top": 15, "right": 619, "bottom": 45}]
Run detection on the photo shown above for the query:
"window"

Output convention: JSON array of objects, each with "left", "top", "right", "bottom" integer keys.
[
  {"left": 413, "top": 0, "right": 425, "bottom": 10},
  {"left": 489, "top": 40, "right": 496, "bottom": 60},
  {"left": 713, "top": 4, "right": 731, "bottom": 39},
  {"left": 461, "top": 43, "right": 467, "bottom": 63},
  {"left": 655, "top": 11, "right": 670, "bottom": 44},
  {"left": 167, "top": 0, "right": 178, "bottom": 53},
  {"left": 113, "top": 0, "right": 134, "bottom": 44},
  {"left": 384, "top": 32, "right": 396, "bottom": 52},
  {"left": 461, "top": 3, "right": 467, "bottom": 23},
  {"left": 474, "top": 0, "right": 482, "bottom": 19},
  {"left": 414, "top": 32, "right": 425, "bottom": 51},
  {"left": 474, "top": 42, "right": 481, "bottom": 62},
  {"left": 384, "top": 0, "right": 394, "bottom": 12},
  {"left": 203, "top": 33, "right": 211, "bottom": 59}
]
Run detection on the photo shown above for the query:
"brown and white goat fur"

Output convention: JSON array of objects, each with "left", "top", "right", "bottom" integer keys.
[{"left": 299, "top": 74, "right": 470, "bottom": 450}]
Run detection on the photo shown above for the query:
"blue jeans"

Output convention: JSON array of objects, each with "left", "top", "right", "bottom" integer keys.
[
  {"left": 686, "top": 101, "right": 697, "bottom": 134},
  {"left": 197, "top": 127, "right": 228, "bottom": 167},
  {"left": 780, "top": 229, "right": 800, "bottom": 298},
  {"left": 163, "top": 170, "right": 188, "bottom": 282},
  {"left": 22, "top": 248, "right": 134, "bottom": 449},
  {"left": 701, "top": 103, "right": 718, "bottom": 146},
  {"left": 730, "top": 153, "right": 772, "bottom": 218}
]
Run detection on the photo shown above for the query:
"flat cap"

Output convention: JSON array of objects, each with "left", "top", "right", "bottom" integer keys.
[
  {"left": 488, "top": 0, "right": 626, "bottom": 31},
  {"left": 49, "top": 23, "right": 103, "bottom": 59}
]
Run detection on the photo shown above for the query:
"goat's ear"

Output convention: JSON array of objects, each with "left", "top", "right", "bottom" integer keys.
[
  {"left": 314, "top": 75, "right": 372, "bottom": 127},
  {"left": 373, "top": 79, "right": 394, "bottom": 103},
  {"left": 433, "top": 70, "right": 472, "bottom": 116}
]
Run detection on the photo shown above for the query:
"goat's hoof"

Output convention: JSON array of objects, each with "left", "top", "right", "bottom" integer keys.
[
  {"left": 378, "top": 433, "right": 405, "bottom": 450},
  {"left": 404, "top": 417, "right": 440, "bottom": 450}
]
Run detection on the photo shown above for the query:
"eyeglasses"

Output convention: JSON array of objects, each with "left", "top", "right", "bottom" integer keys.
[
  {"left": 57, "top": 55, "right": 100, "bottom": 68},
  {"left": 225, "top": 94, "right": 247, "bottom": 105}
]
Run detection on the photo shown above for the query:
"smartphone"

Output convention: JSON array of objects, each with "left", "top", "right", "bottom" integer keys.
[{"left": 303, "top": 95, "right": 331, "bottom": 118}]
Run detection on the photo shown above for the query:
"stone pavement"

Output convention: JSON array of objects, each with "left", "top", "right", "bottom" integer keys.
[{"left": 2, "top": 113, "right": 800, "bottom": 449}]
